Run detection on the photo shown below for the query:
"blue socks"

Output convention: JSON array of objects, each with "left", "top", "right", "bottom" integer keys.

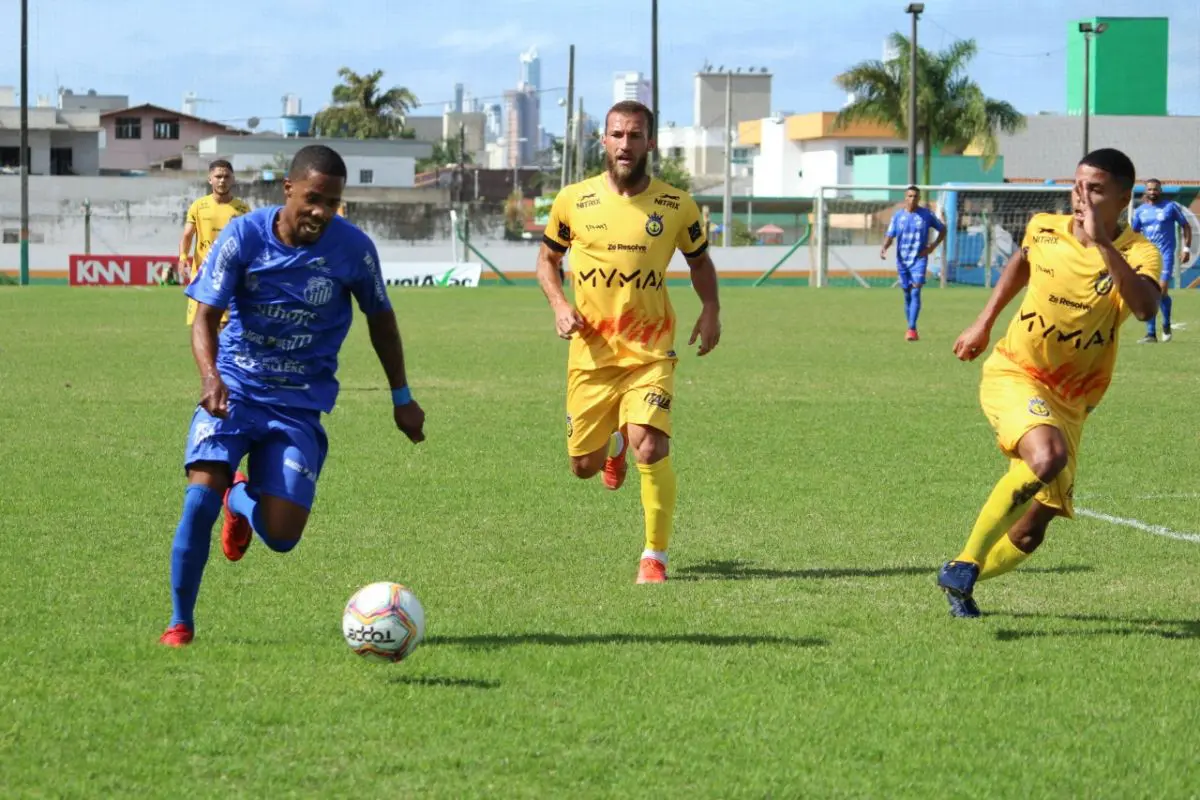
[
  {"left": 228, "top": 482, "right": 300, "bottom": 553},
  {"left": 170, "top": 485, "right": 223, "bottom": 628},
  {"left": 904, "top": 287, "right": 922, "bottom": 330},
  {"left": 1161, "top": 294, "right": 1173, "bottom": 330}
]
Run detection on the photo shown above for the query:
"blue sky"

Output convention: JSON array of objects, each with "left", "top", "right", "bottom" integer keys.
[{"left": 4, "top": 0, "right": 1198, "bottom": 136}]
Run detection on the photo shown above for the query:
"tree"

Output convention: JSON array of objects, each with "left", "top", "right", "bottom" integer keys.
[
  {"left": 416, "top": 137, "right": 473, "bottom": 173},
  {"left": 312, "top": 67, "right": 418, "bottom": 139},
  {"left": 656, "top": 153, "right": 692, "bottom": 192},
  {"left": 833, "top": 33, "right": 1025, "bottom": 187}
]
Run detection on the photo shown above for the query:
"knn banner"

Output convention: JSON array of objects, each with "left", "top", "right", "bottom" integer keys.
[
  {"left": 69, "top": 254, "right": 175, "bottom": 286},
  {"left": 379, "top": 263, "right": 482, "bottom": 287}
]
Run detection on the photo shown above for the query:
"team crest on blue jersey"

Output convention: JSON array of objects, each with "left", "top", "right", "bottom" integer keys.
[
  {"left": 1028, "top": 397, "right": 1050, "bottom": 418},
  {"left": 645, "top": 212, "right": 664, "bottom": 237},
  {"left": 304, "top": 276, "right": 335, "bottom": 306},
  {"left": 1094, "top": 271, "right": 1113, "bottom": 296}
]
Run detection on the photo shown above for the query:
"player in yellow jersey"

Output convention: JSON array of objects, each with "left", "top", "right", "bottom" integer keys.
[
  {"left": 536, "top": 100, "right": 721, "bottom": 585},
  {"left": 937, "top": 148, "right": 1163, "bottom": 617},
  {"left": 180, "top": 160, "right": 251, "bottom": 326}
]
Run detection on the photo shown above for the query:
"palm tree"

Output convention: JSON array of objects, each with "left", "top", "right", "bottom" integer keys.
[
  {"left": 834, "top": 33, "right": 1025, "bottom": 187},
  {"left": 312, "top": 68, "right": 418, "bottom": 139}
]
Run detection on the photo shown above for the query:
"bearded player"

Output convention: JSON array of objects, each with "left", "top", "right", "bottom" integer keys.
[
  {"left": 1132, "top": 178, "right": 1192, "bottom": 343},
  {"left": 179, "top": 160, "right": 251, "bottom": 327},
  {"left": 937, "top": 148, "right": 1162, "bottom": 617},
  {"left": 535, "top": 100, "right": 721, "bottom": 584}
]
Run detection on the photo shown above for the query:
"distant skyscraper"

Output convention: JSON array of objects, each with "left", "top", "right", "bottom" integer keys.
[
  {"left": 519, "top": 47, "right": 541, "bottom": 91},
  {"left": 453, "top": 83, "right": 464, "bottom": 114},
  {"left": 612, "top": 71, "right": 653, "bottom": 107},
  {"left": 504, "top": 88, "right": 539, "bottom": 167},
  {"left": 484, "top": 102, "right": 503, "bottom": 142}
]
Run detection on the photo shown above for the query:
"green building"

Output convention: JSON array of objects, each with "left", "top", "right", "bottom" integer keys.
[{"left": 1067, "top": 17, "right": 1169, "bottom": 116}]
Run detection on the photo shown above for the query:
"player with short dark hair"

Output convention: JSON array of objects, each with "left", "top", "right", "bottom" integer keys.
[
  {"left": 160, "top": 144, "right": 427, "bottom": 647},
  {"left": 1132, "top": 178, "right": 1192, "bottom": 342},
  {"left": 880, "top": 185, "right": 946, "bottom": 341},
  {"left": 937, "top": 148, "right": 1162, "bottom": 618},
  {"left": 536, "top": 100, "right": 721, "bottom": 584},
  {"left": 180, "top": 160, "right": 251, "bottom": 325}
]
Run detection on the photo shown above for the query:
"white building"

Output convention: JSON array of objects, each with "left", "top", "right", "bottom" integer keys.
[
  {"left": 0, "top": 87, "right": 102, "bottom": 175},
  {"left": 194, "top": 135, "right": 433, "bottom": 188},
  {"left": 58, "top": 88, "right": 129, "bottom": 114},
  {"left": 654, "top": 69, "right": 771, "bottom": 185},
  {"left": 740, "top": 112, "right": 908, "bottom": 197},
  {"left": 613, "top": 71, "right": 652, "bottom": 107}
]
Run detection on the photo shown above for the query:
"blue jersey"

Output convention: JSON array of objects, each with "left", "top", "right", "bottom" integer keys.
[
  {"left": 886, "top": 207, "right": 945, "bottom": 267},
  {"left": 185, "top": 207, "right": 392, "bottom": 414},
  {"left": 1132, "top": 201, "right": 1187, "bottom": 263}
]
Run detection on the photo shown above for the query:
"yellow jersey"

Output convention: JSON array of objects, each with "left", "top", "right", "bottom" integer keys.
[
  {"left": 543, "top": 175, "right": 708, "bottom": 370},
  {"left": 185, "top": 194, "right": 251, "bottom": 278},
  {"left": 988, "top": 213, "right": 1162, "bottom": 410}
]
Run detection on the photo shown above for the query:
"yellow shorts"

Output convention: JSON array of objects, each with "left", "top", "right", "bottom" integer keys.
[
  {"left": 186, "top": 297, "right": 230, "bottom": 327},
  {"left": 979, "top": 361, "right": 1085, "bottom": 517},
  {"left": 566, "top": 359, "right": 675, "bottom": 457}
]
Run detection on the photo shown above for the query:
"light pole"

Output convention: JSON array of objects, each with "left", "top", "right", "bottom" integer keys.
[
  {"left": 905, "top": 3, "right": 924, "bottom": 187},
  {"left": 650, "top": 0, "right": 660, "bottom": 175},
  {"left": 19, "top": 0, "right": 30, "bottom": 285},
  {"left": 1078, "top": 21, "right": 1108, "bottom": 158}
]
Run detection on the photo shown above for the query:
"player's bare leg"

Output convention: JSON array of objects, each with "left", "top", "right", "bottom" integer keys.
[
  {"left": 628, "top": 423, "right": 674, "bottom": 584},
  {"left": 977, "top": 501, "right": 1058, "bottom": 581},
  {"left": 940, "top": 425, "right": 1068, "bottom": 617},
  {"left": 570, "top": 448, "right": 608, "bottom": 479},
  {"left": 224, "top": 483, "right": 309, "bottom": 555}
]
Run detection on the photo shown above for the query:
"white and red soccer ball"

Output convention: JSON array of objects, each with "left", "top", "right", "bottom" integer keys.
[{"left": 341, "top": 582, "right": 425, "bottom": 662}]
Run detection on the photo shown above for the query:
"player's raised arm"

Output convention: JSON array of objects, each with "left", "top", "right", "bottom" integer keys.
[
  {"left": 1176, "top": 202, "right": 1193, "bottom": 264},
  {"left": 953, "top": 243, "right": 1030, "bottom": 362},
  {"left": 1077, "top": 179, "right": 1160, "bottom": 321}
]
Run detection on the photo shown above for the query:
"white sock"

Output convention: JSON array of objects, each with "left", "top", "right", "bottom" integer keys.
[
  {"left": 608, "top": 430, "right": 625, "bottom": 458},
  {"left": 642, "top": 549, "right": 667, "bottom": 565}
]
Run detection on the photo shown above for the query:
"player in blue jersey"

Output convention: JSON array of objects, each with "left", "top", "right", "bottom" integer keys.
[
  {"left": 160, "top": 145, "right": 427, "bottom": 647},
  {"left": 1132, "top": 178, "right": 1192, "bottom": 343},
  {"left": 880, "top": 186, "right": 946, "bottom": 341}
]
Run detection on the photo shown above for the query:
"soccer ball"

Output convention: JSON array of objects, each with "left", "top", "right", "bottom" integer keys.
[{"left": 342, "top": 581, "right": 425, "bottom": 662}]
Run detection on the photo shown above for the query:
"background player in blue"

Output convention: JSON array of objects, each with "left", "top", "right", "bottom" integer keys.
[
  {"left": 160, "top": 145, "right": 427, "bottom": 647},
  {"left": 1132, "top": 178, "right": 1192, "bottom": 343},
  {"left": 880, "top": 186, "right": 946, "bottom": 341}
]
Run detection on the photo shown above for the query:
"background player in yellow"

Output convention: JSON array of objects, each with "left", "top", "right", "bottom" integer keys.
[
  {"left": 180, "top": 160, "right": 251, "bottom": 326},
  {"left": 535, "top": 100, "right": 721, "bottom": 585},
  {"left": 938, "top": 148, "right": 1162, "bottom": 618}
]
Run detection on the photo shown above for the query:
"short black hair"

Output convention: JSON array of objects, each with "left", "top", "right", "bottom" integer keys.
[
  {"left": 1145, "top": 178, "right": 1162, "bottom": 186},
  {"left": 906, "top": 185, "right": 919, "bottom": 194},
  {"left": 606, "top": 101, "right": 655, "bottom": 137},
  {"left": 208, "top": 159, "right": 233, "bottom": 172},
  {"left": 287, "top": 145, "right": 347, "bottom": 181},
  {"left": 1079, "top": 148, "right": 1135, "bottom": 190}
]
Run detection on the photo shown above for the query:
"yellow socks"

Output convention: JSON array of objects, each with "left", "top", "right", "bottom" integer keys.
[
  {"left": 978, "top": 534, "right": 1033, "bottom": 581},
  {"left": 955, "top": 460, "right": 1044, "bottom": 566},
  {"left": 637, "top": 457, "right": 677, "bottom": 558}
]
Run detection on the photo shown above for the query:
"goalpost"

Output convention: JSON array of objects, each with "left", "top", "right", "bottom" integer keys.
[{"left": 811, "top": 183, "right": 1077, "bottom": 289}]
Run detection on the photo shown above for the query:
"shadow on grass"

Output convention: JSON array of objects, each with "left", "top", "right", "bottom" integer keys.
[
  {"left": 426, "top": 632, "right": 828, "bottom": 650},
  {"left": 991, "top": 611, "right": 1200, "bottom": 642},
  {"left": 388, "top": 675, "right": 500, "bottom": 690},
  {"left": 673, "top": 560, "right": 1094, "bottom": 582}
]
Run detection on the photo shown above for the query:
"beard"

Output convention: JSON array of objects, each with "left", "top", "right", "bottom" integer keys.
[{"left": 606, "top": 151, "right": 649, "bottom": 190}]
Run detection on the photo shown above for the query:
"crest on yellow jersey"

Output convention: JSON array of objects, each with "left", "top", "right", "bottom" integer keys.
[
  {"left": 1028, "top": 397, "right": 1051, "bottom": 418},
  {"left": 1094, "top": 271, "right": 1113, "bottom": 296},
  {"left": 645, "top": 212, "right": 664, "bottom": 237}
]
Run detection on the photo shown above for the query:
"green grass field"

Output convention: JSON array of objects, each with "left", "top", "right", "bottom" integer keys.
[{"left": 2, "top": 285, "right": 1198, "bottom": 798}]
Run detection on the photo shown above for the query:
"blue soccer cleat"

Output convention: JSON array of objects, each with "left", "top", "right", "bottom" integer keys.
[{"left": 937, "top": 561, "right": 982, "bottom": 618}]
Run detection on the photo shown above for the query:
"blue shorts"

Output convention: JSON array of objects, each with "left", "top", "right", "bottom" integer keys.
[
  {"left": 183, "top": 398, "right": 328, "bottom": 510},
  {"left": 1161, "top": 262, "right": 1174, "bottom": 284},
  {"left": 897, "top": 260, "right": 928, "bottom": 289}
]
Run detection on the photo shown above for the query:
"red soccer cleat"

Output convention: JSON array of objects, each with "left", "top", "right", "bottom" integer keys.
[
  {"left": 159, "top": 623, "right": 194, "bottom": 647},
  {"left": 905, "top": 329, "right": 919, "bottom": 342},
  {"left": 221, "top": 471, "right": 252, "bottom": 562},
  {"left": 636, "top": 557, "right": 668, "bottom": 584},
  {"left": 602, "top": 433, "right": 629, "bottom": 491}
]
